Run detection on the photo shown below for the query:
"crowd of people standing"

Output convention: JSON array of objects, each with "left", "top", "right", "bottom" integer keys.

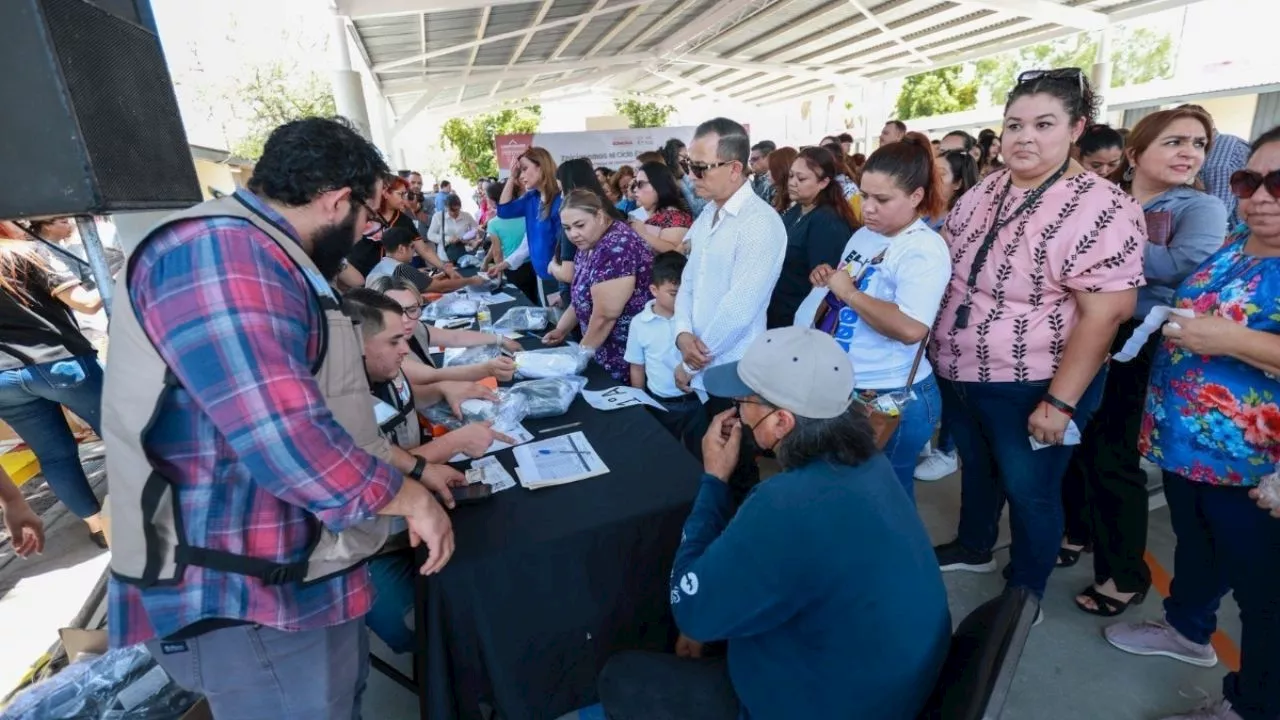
[{"left": 1, "top": 61, "right": 1279, "bottom": 720}]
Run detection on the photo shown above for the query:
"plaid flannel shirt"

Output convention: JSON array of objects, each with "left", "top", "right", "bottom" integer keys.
[
  {"left": 1200, "top": 132, "right": 1251, "bottom": 232},
  {"left": 107, "top": 190, "right": 403, "bottom": 648}
]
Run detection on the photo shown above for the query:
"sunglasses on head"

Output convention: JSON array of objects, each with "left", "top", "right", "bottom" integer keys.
[
  {"left": 1014, "top": 67, "right": 1084, "bottom": 94},
  {"left": 1229, "top": 169, "right": 1280, "bottom": 200},
  {"left": 687, "top": 160, "right": 733, "bottom": 179}
]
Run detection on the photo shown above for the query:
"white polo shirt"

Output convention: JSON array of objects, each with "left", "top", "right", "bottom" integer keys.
[{"left": 624, "top": 300, "right": 703, "bottom": 401}]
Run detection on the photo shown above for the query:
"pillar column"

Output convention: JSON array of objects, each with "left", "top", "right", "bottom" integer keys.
[
  {"left": 1091, "top": 27, "right": 1113, "bottom": 122},
  {"left": 332, "top": 11, "right": 372, "bottom": 140}
]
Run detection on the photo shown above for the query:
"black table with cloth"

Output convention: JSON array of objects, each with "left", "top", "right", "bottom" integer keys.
[{"left": 413, "top": 283, "right": 702, "bottom": 720}]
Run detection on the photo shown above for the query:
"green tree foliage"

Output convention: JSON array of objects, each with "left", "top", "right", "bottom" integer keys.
[
  {"left": 894, "top": 65, "right": 980, "bottom": 121},
  {"left": 228, "top": 61, "right": 336, "bottom": 161},
  {"left": 975, "top": 28, "right": 1175, "bottom": 105},
  {"left": 613, "top": 98, "right": 676, "bottom": 128},
  {"left": 440, "top": 106, "right": 542, "bottom": 182}
]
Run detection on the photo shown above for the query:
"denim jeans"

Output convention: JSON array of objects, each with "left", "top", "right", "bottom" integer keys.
[
  {"left": 864, "top": 375, "right": 943, "bottom": 503},
  {"left": 0, "top": 355, "right": 103, "bottom": 518},
  {"left": 941, "top": 371, "right": 1105, "bottom": 597},
  {"left": 598, "top": 651, "right": 740, "bottom": 720},
  {"left": 146, "top": 620, "right": 369, "bottom": 720},
  {"left": 1161, "top": 472, "right": 1280, "bottom": 720},
  {"left": 365, "top": 550, "right": 416, "bottom": 654}
]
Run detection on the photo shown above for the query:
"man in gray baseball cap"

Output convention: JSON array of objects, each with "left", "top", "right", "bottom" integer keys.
[{"left": 598, "top": 327, "right": 950, "bottom": 720}]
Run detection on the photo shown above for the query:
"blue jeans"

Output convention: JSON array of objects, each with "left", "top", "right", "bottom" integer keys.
[
  {"left": 0, "top": 355, "right": 104, "bottom": 518},
  {"left": 1162, "top": 472, "right": 1280, "bottom": 720},
  {"left": 146, "top": 619, "right": 369, "bottom": 720},
  {"left": 942, "top": 371, "right": 1105, "bottom": 597},
  {"left": 366, "top": 550, "right": 416, "bottom": 654},
  {"left": 865, "top": 375, "right": 942, "bottom": 503}
]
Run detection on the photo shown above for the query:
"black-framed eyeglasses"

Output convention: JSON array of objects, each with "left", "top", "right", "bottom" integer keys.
[
  {"left": 1230, "top": 169, "right": 1280, "bottom": 200},
  {"left": 399, "top": 303, "right": 423, "bottom": 319},
  {"left": 688, "top": 160, "right": 734, "bottom": 179},
  {"left": 357, "top": 199, "right": 388, "bottom": 232},
  {"left": 1014, "top": 67, "right": 1084, "bottom": 94},
  {"left": 630, "top": 179, "right": 650, "bottom": 192}
]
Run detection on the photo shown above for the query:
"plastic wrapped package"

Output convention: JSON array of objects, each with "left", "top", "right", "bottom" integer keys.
[
  {"left": 442, "top": 344, "right": 503, "bottom": 368},
  {"left": 422, "top": 296, "right": 481, "bottom": 321},
  {"left": 492, "top": 306, "right": 549, "bottom": 332},
  {"left": 420, "top": 403, "right": 465, "bottom": 432},
  {"left": 464, "top": 277, "right": 503, "bottom": 295},
  {"left": 2, "top": 645, "right": 203, "bottom": 720},
  {"left": 457, "top": 390, "right": 530, "bottom": 431},
  {"left": 508, "top": 376, "right": 588, "bottom": 419},
  {"left": 514, "top": 345, "right": 590, "bottom": 379}
]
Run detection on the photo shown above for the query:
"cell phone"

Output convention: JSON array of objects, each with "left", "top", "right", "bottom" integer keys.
[{"left": 451, "top": 483, "right": 493, "bottom": 506}]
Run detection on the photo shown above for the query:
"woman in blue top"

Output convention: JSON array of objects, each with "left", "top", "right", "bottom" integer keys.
[
  {"left": 496, "top": 147, "right": 562, "bottom": 305},
  {"left": 1104, "top": 125, "right": 1280, "bottom": 720},
  {"left": 1059, "top": 107, "right": 1226, "bottom": 620}
]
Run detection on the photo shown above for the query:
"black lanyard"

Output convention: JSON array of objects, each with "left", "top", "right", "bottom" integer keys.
[{"left": 954, "top": 158, "right": 1071, "bottom": 329}]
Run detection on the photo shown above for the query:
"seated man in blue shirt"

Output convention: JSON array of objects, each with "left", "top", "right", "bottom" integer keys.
[{"left": 599, "top": 327, "right": 951, "bottom": 720}]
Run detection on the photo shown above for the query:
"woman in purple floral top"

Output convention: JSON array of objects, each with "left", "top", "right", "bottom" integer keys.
[
  {"left": 543, "top": 190, "right": 653, "bottom": 381},
  {"left": 1104, "top": 126, "right": 1280, "bottom": 720}
]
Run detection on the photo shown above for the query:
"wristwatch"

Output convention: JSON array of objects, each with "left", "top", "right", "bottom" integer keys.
[{"left": 409, "top": 456, "right": 426, "bottom": 481}]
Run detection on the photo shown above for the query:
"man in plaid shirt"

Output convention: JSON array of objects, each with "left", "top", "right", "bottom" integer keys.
[{"left": 106, "top": 118, "right": 456, "bottom": 719}]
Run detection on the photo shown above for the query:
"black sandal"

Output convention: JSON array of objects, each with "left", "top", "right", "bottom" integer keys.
[
  {"left": 1056, "top": 546, "right": 1083, "bottom": 567},
  {"left": 1074, "top": 584, "right": 1147, "bottom": 617}
]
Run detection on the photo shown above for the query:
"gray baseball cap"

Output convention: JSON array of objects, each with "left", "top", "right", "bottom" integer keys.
[{"left": 703, "top": 327, "right": 854, "bottom": 419}]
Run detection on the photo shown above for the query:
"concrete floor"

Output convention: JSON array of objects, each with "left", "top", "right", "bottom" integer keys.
[{"left": 0, "top": 449, "right": 1241, "bottom": 720}]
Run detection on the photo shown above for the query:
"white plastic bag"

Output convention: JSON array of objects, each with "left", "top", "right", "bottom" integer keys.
[
  {"left": 514, "top": 345, "right": 591, "bottom": 379},
  {"left": 442, "top": 344, "right": 502, "bottom": 368},
  {"left": 457, "top": 390, "right": 530, "bottom": 431},
  {"left": 508, "top": 376, "right": 588, "bottom": 418},
  {"left": 492, "top": 306, "right": 549, "bottom": 332},
  {"left": 422, "top": 296, "right": 480, "bottom": 321}
]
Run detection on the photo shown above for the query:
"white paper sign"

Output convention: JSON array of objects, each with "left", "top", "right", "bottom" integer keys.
[
  {"left": 1112, "top": 305, "right": 1195, "bottom": 362},
  {"left": 1029, "top": 420, "right": 1082, "bottom": 450},
  {"left": 449, "top": 424, "right": 534, "bottom": 463},
  {"left": 582, "top": 386, "right": 667, "bottom": 412}
]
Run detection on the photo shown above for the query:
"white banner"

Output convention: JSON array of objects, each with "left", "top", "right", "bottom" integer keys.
[{"left": 495, "top": 126, "right": 697, "bottom": 176}]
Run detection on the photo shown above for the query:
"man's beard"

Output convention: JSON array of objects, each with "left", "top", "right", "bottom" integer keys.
[{"left": 312, "top": 205, "right": 360, "bottom": 280}]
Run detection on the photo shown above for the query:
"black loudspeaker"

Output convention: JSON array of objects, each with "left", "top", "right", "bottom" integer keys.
[{"left": 0, "top": 0, "right": 202, "bottom": 219}]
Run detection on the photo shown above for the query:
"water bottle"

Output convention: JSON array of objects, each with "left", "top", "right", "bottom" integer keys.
[{"left": 476, "top": 306, "right": 492, "bottom": 332}]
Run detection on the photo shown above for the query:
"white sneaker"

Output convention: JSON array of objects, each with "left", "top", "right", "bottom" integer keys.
[{"left": 915, "top": 449, "right": 958, "bottom": 481}]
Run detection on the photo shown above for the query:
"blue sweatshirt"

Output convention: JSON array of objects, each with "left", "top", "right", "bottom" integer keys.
[
  {"left": 1137, "top": 187, "right": 1228, "bottom": 317},
  {"left": 497, "top": 190, "right": 562, "bottom": 281},
  {"left": 671, "top": 455, "right": 951, "bottom": 720}
]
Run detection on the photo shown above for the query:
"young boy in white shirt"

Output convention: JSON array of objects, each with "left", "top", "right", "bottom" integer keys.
[{"left": 624, "top": 252, "right": 707, "bottom": 457}]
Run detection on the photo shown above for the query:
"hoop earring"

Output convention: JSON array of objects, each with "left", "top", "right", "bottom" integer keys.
[{"left": 1123, "top": 166, "right": 1135, "bottom": 182}]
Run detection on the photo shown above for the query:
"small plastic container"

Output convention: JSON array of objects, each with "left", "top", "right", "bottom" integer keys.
[{"left": 477, "top": 306, "right": 493, "bottom": 332}]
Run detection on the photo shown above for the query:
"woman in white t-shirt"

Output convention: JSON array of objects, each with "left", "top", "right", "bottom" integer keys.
[{"left": 796, "top": 132, "right": 952, "bottom": 503}]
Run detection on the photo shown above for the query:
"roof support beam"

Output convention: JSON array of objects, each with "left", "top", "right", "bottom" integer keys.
[
  {"left": 336, "top": 0, "right": 532, "bottom": 19},
  {"left": 671, "top": 53, "right": 863, "bottom": 88},
  {"left": 958, "top": 0, "right": 1108, "bottom": 30},
  {"left": 383, "top": 60, "right": 645, "bottom": 96},
  {"left": 380, "top": 54, "right": 651, "bottom": 78},
  {"left": 391, "top": 91, "right": 440, "bottom": 138},
  {"left": 621, "top": 0, "right": 700, "bottom": 54},
  {"left": 583, "top": 5, "right": 644, "bottom": 58},
  {"left": 647, "top": 69, "right": 761, "bottom": 109},
  {"left": 654, "top": 0, "right": 758, "bottom": 56},
  {"left": 844, "top": 0, "right": 931, "bottom": 66},
  {"left": 457, "top": 6, "right": 491, "bottom": 103},
  {"left": 373, "top": 0, "right": 648, "bottom": 72}
]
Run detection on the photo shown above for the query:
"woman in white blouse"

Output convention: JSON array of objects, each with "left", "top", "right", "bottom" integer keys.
[{"left": 427, "top": 194, "right": 480, "bottom": 263}]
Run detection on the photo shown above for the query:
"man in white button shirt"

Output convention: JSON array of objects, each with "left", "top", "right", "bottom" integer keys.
[{"left": 673, "top": 118, "right": 787, "bottom": 504}]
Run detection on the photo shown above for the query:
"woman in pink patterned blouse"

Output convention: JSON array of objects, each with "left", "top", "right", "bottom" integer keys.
[{"left": 930, "top": 68, "right": 1148, "bottom": 602}]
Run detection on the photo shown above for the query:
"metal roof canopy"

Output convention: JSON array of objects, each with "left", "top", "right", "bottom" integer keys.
[{"left": 336, "top": 0, "right": 1203, "bottom": 134}]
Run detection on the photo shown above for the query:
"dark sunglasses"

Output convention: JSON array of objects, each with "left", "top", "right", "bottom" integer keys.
[
  {"left": 1014, "top": 67, "right": 1084, "bottom": 94},
  {"left": 687, "top": 160, "right": 733, "bottom": 179},
  {"left": 1229, "top": 169, "right": 1280, "bottom": 200},
  {"left": 629, "top": 179, "right": 650, "bottom": 192}
]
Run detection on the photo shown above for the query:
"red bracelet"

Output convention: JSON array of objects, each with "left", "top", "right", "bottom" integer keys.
[{"left": 1042, "top": 394, "right": 1076, "bottom": 417}]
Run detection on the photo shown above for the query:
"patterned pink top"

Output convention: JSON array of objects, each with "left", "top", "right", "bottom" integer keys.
[{"left": 932, "top": 169, "right": 1147, "bottom": 383}]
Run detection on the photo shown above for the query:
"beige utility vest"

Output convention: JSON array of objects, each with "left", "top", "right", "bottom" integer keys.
[{"left": 104, "top": 194, "right": 391, "bottom": 588}]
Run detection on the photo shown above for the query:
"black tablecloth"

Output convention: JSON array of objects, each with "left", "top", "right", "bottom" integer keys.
[{"left": 414, "top": 284, "right": 702, "bottom": 720}]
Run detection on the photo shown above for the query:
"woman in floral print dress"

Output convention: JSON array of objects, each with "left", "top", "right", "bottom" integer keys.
[{"left": 1104, "top": 126, "right": 1280, "bottom": 720}]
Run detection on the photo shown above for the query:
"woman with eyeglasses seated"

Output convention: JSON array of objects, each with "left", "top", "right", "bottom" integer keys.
[
  {"left": 767, "top": 146, "right": 860, "bottom": 331},
  {"left": 1103, "top": 125, "right": 1280, "bottom": 720},
  {"left": 612, "top": 166, "right": 638, "bottom": 215},
  {"left": 541, "top": 190, "right": 654, "bottom": 382},
  {"left": 350, "top": 174, "right": 454, "bottom": 279},
  {"left": 930, "top": 69, "right": 1147, "bottom": 607},
  {"left": 367, "top": 275, "right": 520, "bottom": 384},
  {"left": 628, "top": 161, "right": 694, "bottom": 255},
  {"left": 427, "top": 193, "right": 481, "bottom": 264},
  {"left": 1059, "top": 107, "right": 1226, "bottom": 619}
]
